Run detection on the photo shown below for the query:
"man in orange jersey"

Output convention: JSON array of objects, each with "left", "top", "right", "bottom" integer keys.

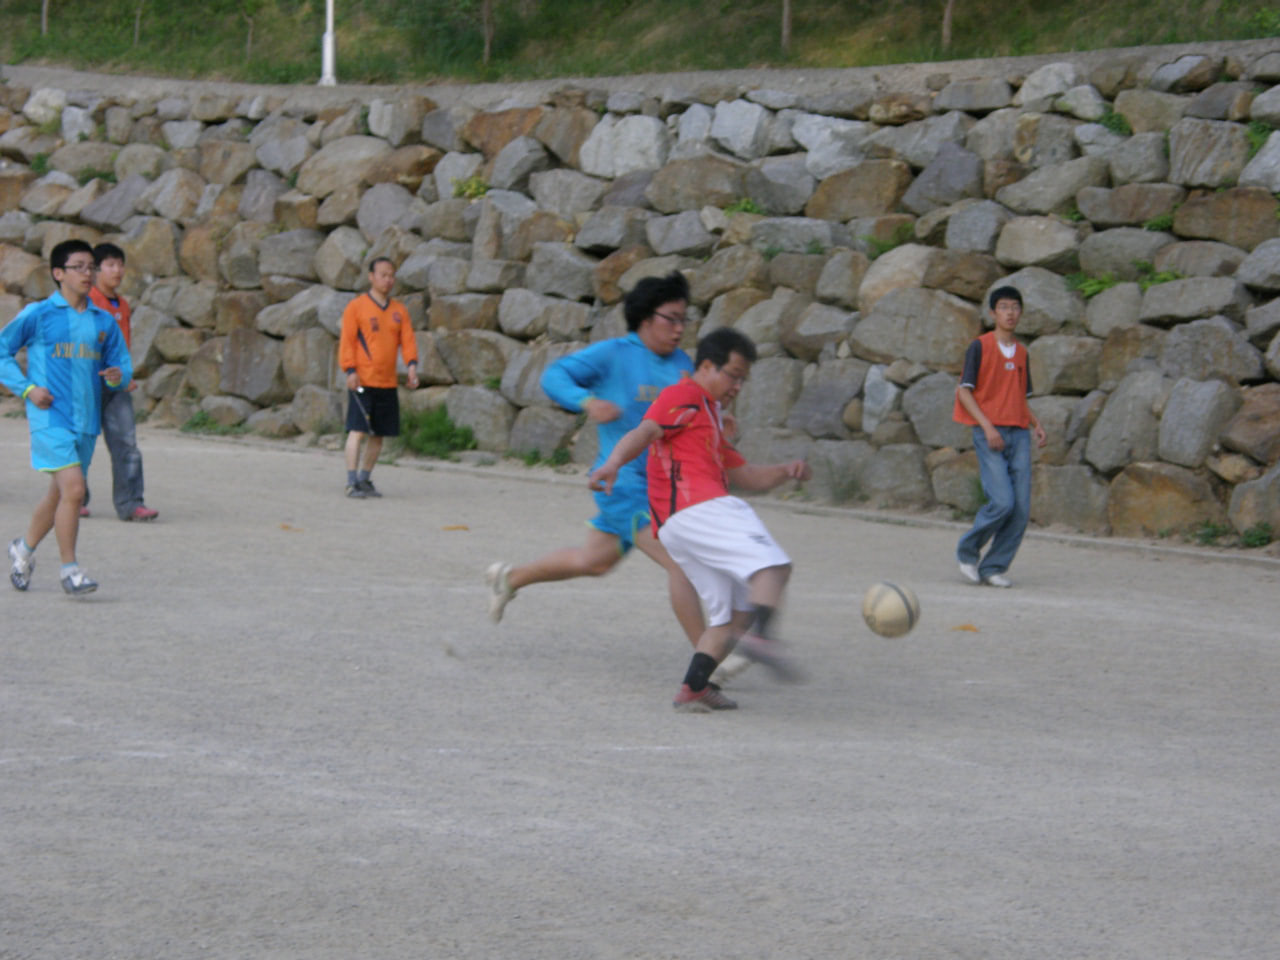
[
  {"left": 338, "top": 258, "right": 418, "bottom": 498},
  {"left": 86, "top": 242, "right": 158, "bottom": 522},
  {"left": 953, "top": 286, "right": 1047, "bottom": 588}
]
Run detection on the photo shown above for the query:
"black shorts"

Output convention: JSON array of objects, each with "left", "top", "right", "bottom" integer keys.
[{"left": 346, "top": 387, "right": 400, "bottom": 436}]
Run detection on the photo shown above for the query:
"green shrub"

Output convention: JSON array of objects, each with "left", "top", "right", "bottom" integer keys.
[
  {"left": 1247, "top": 120, "right": 1276, "bottom": 159},
  {"left": 1192, "top": 521, "right": 1234, "bottom": 546},
  {"left": 1134, "top": 260, "right": 1183, "bottom": 291},
  {"left": 862, "top": 223, "right": 915, "bottom": 261},
  {"left": 1099, "top": 108, "right": 1133, "bottom": 137},
  {"left": 30, "top": 153, "right": 49, "bottom": 175},
  {"left": 452, "top": 175, "right": 490, "bottom": 200},
  {"left": 1142, "top": 211, "right": 1175, "bottom": 232},
  {"left": 401, "top": 406, "right": 477, "bottom": 458},
  {"left": 724, "top": 197, "right": 763, "bottom": 216},
  {"left": 804, "top": 239, "right": 826, "bottom": 255},
  {"left": 76, "top": 167, "right": 116, "bottom": 186},
  {"left": 181, "top": 411, "right": 248, "bottom": 436},
  {"left": 1242, "top": 522, "right": 1274, "bottom": 548},
  {"left": 1066, "top": 272, "right": 1120, "bottom": 298}
]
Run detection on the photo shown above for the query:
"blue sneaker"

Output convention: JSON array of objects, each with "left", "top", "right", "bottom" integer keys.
[{"left": 60, "top": 567, "right": 98, "bottom": 596}]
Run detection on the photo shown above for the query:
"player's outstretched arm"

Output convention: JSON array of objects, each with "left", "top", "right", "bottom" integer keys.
[
  {"left": 588, "top": 419, "right": 662, "bottom": 494},
  {"left": 727, "top": 459, "right": 811, "bottom": 492}
]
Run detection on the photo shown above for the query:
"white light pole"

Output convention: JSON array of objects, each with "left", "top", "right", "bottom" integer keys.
[{"left": 319, "top": 0, "right": 336, "bottom": 86}]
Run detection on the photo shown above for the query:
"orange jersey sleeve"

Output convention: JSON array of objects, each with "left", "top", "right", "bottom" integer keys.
[{"left": 89, "top": 286, "right": 131, "bottom": 349}]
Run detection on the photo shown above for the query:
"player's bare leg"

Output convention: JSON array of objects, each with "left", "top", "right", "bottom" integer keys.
[
  {"left": 26, "top": 468, "right": 86, "bottom": 564},
  {"left": 487, "top": 529, "right": 622, "bottom": 623},
  {"left": 631, "top": 532, "right": 703, "bottom": 646},
  {"left": 736, "top": 564, "right": 801, "bottom": 681}
]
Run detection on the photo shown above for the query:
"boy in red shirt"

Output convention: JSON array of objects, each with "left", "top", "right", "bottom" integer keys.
[
  {"left": 590, "top": 328, "right": 811, "bottom": 712},
  {"left": 87, "top": 243, "right": 158, "bottom": 522},
  {"left": 953, "top": 286, "right": 1047, "bottom": 588}
]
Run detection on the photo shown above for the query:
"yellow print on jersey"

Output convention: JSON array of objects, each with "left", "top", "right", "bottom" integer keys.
[
  {"left": 52, "top": 341, "right": 102, "bottom": 360},
  {"left": 635, "top": 384, "right": 662, "bottom": 403}
]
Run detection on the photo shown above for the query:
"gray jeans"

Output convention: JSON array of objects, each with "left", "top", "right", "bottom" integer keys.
[{"left": 86, "top": 387, "right": 145, "bottom": 519}]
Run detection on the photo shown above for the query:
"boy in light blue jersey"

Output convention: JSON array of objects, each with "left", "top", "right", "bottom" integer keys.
[
  {"left": 486, "top": 273, "right": 705, "bottom": 648},
  {"left": 2, "top": 239, "right": 132, "bottom": 596}
]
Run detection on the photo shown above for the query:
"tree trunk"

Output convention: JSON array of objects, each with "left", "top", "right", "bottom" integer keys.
[
  {"left": 942, "top": 0, "right": 955, "bottom": 50},
  {"left": 134, "top": 2, "right": 143, "bottom": 46},
  {"left": 482, "top": 0, "right": 494, "bottom": 66},
  {"left": 244, "top": 14, "right": 254, "bottom": 61},
  {"left": 41, "top": 0, "right": 50, "bottom": 36},
  {"left": 781, "top": 0, "right": 792, "bottom": 54}
]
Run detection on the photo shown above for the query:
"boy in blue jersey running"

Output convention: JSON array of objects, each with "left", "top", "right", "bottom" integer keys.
[
  {"left": 2, "top": 239, "right": 132, "bottom": 596},
  {"left": 485, "top": 273, "right": 705, "bottom": 647}
]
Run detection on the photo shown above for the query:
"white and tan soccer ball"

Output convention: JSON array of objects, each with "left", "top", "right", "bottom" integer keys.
[{"left": 862, "top": 582, "right": 921, "bottom": 638}]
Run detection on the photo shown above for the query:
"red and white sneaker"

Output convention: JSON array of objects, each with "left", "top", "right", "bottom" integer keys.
[
  {"left": 126, "top": 505, "right": 159, "bottom": 522},
  {"left": 672, "top": 683, "right": 738, "bottom": 713}
]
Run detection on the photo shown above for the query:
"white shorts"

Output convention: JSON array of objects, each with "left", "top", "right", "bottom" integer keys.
[{"left": 657, "top": 496, "right": 791, "bottom": 627}]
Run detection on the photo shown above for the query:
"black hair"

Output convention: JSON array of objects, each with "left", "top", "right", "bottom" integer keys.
[
  {"left": 93, "top": 242, "right": 126, "bottom": 266},
  {"left": 51, "top": 239, "right": 94, "bottom": 271},
  {"left": 50, "top": 239, "right": 95, "bottom": 282},
  {"left": 368, "top": 256, "right": 394, "bottom": 273},
  {"left": 988, "top": 285, "right": 1023, "bottom": 310},
  {"left": 624, "top": 272, "right": 689, "bottom": 332},
  {"left": 695, "top": 327, "right": 757, "bottom": 369}
]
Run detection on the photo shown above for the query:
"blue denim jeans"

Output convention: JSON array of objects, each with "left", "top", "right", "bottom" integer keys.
[
  {"left": 85, "top": 387, "right": 145, "bottom": 519},
  {"left": 957, "top": 425, "right": 1031, "bottom": 578}
]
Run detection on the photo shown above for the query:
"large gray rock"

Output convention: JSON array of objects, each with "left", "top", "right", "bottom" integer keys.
[
  {"left": 529, "top": 169, "right": 608, "bottom": 219},
  {"left": 127, "top": 304, "right": 178, "bottom": 379},
  {"left": 1239, "top": 130, "right": 1280, "bottom": 192},
  {"left": 467, "top": 259, "right": 525, "bottom": 295},
  {"left": 1076, "top": 183, "right": 1187, "bottom": 227},
  {"left": 497, "top": 288, "right": 590, "bottom": 340},
  {"left": 489, "top": 135, "right": 550, "bottom": 192},
  {"left": 644, "top": 154, "right": 745, "bottom": 213},
  {"left": 1139, "top": 277, "right": 1252, "bottom": 326},
  {"left": 995, "top": 155, "right": 1109, "bottom": 214},
  {"left": 851, "top": 287, "right": 981, "bottom": 370},
  {"left": 965, "top": 107, "right": 1020, "bottom": 162},
  {"left": 357, "top": 183, "right": 415, "bottom": 243},
  {"left": 443, "top": 384, "right": 516, "bottom": 452},
  {"left": 524, "top": 243, "right": 597, "bottom": 301},
  {"left": 499, "top": 341, "right": 580, "bottom": 408},
  {"left": 297, "top": 136, "right": 393, "bottom": 198},
  {"left": 645, "top": 211, "right": 715, "bottom": 257},
  {"left": 858, "top": 444, "right": 934, "bottom": 508},
  {"left": 367, "top": 96, "right": 428, "bottom": 147},
  {"left": 1167, "top": 118, "right": 1249, "bottom": 188},
  {"left": 257, "top": 229, "right": 323, "bottom": 281},
  {"left": 1158, "top": 377, "right": 1243, "bottom": 468},
  {"left": 1028, "top": 334, "right": 1103, "bottom": 394},
  {"left": 255, "top": 131, "right": 314, "bottom": 178},
  {"left": 900, "top": 142, "right": 983, "bottom": 215},
  {"left": 1109, "top": 132, "right": 1171, "bottom": 185},
  {"left": 781, "top": 302, "right": 857, "bottom": 362},
  {"left": 1151, "top": 54, "right": 1221, "bottom": 93},
  {"left": 749, "top": 217, "right": 851, "bottom": 257},
  {"left": 744, "top": 154, "right": 816, "bottom": 216},
  {"left": 1228, "top": 460, "right": 1280, "bottom": 534},
  {"left": 1084, "top": 369, "right": 1170, "bottom": 472},
  {"left": 220, "top": 327, "right": 291, "bottom": 406},
  {"left": 237, "top": 169, "right": 287, "bottom": 223},
  {"left": 733, "top": 356, "right": 806, "bottom": 427},
  {"left": 1160, "top": 316, "right": 1265, "bottom": 382},
  {"left": 934, "top": 78, "right": 1012, "bottom": 114},
  {"left": 1015, "top": 62, "right": 1086, "bottom": 110},
  {"left": 1078, "top": 228, "right": 1177, "bottom": 282},
  {"left": 1154, "top": 240, "right": 1248, "bottom": 279},
  {"left": 995, "top": 216, "right": 1081, "bottom": 271},
  {"left": 790, "top": 114, "right": 874, "bottom": 179},
  {"left": 902, "top": 372, "right": 970, "bottom": 448},
  {"left": 857, "top": 244, "right": 938, "bottom": 314},
  {"left": 1073, "top": 122, "right": 1127, "bottom": 158},
  {"left": 687, "top": 245, "right": 769, "bottom": 305},
  {"left": 432, "top": 151, "right": 484, "bottom": 201},
  {"left": 434, "top": 329, "right": 521, "bottom": 385},
  {"left": 861, "top": 364, "right": 901, "bottom": 433},
  {"left": 575, "top": 205, "right": 655, "bottom": 253},
  {"left": 579, "top": 114, "right": 670, "bottom": 179},
  {"left": 313, "top": 226, "right": 369, "bottom": 291},
  {"left": 944, "top": 199, "right": 1012, "bottom": 254},
  {"left": 508, "top": 406, "right": 578, "bottom": 459},
  {"left": 256, "top": 284, "right": 341, "bottom": 338},
  {"left": 1114, "top": 89, "right": 1189, "bottom": 133},
  {"left": 711, "top": 99, "right": 772, "bottom": 160},
  {"left": 1031, "top": 463, "right": 1111, "bottom": 534},
  {"left": 806, "top": 438, "right": 874, "bottom": 503},
  {"left": 288, "top": 383, "right": 343, "bottom": 433},
  {"left": 815, "top": 248, "right": 870, "bottom": 309},
  {"left": 282, "top": 328, "right": 338, "bottom": 391},
  {"left": 784, "top": 358, "right": 869, "bottom": 439},
  {"left": 1054, "top": 85, "right": 1108, "bottom": 122},
  {"left": 1084, "top": 283, "right": 1143, "bottom": 338},
  {"left": 865, "top": 111, "right": 975, "bottom": 170},
  {"left": 79, "top": 174, "right": 150, "bottom": 231},
  {"left": 1235, "top": 238, "right": 1280, "bottom": 292}
]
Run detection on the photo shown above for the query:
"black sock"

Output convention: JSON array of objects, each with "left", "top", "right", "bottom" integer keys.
[
  {"left": 747, "top": 604, "right": 776, "bottom": 638},
  {"left": 683, "top": 653, "right": 718, "bottom": 692}
]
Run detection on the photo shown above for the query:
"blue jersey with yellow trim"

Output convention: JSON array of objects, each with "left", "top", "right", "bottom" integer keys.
[
  {"left": 541, "top": 332, "right": 693, "bottom": 493},
  {"left": 0, "top": 291, "right": 133, "bottom": 437}
]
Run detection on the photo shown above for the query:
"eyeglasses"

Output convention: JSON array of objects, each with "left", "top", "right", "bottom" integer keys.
[
  {"left": 717, "top": 367, "right": 748, "bottom": 386},
  {"left": 654, "top": 312, "right": 687, "bottom": 327},
  {"left": 61, "top": 263, "right": 98, "bottom": 274}
]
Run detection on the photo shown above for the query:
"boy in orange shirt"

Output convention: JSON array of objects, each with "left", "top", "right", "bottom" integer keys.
[
  {"left": 338, "top": 258, "right": 418, "bottom": 498},
  {"left": 953, "top": 286, "right": 1047, "bottom": 588},
  {"left": 87, "top": 243, "right": 158, "bottom": 522}
]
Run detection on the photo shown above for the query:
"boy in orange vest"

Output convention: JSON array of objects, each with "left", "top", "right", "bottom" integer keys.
[{"left": 953, "top": 286, "right": 1046, "bottom": 588}]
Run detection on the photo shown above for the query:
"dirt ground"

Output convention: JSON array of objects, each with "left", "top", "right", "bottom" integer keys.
[{"left": 2, "top": 416, "right": 1278, "bottom": 960}]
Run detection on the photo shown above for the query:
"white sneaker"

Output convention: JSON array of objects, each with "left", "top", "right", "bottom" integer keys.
[
  {"left": 958, "top": 561, "right": 980, "bottom": 584},
  {"left": 983, "top": 573, "right": 1012, "bottom": 588},
  {"left": 60, "top": 566, "right": 98, "bottom": 596},
  {"left": 9, "top": 538, "right": 34, "bottom": 591},
  {"left": 485, "top": 562, "right": 515, "bottom": 623},
  {"left": 709, "top": 651, "right": 753, "bottom": 687}
]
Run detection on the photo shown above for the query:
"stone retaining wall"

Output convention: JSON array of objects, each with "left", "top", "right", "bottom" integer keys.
[{"left": 2, "top": 44, "right": 1279, "bottom": 539}]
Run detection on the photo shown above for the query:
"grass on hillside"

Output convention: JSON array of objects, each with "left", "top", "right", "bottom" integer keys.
[{"left": 1, "top": 1, "right": 1278, "bottom": 85}]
